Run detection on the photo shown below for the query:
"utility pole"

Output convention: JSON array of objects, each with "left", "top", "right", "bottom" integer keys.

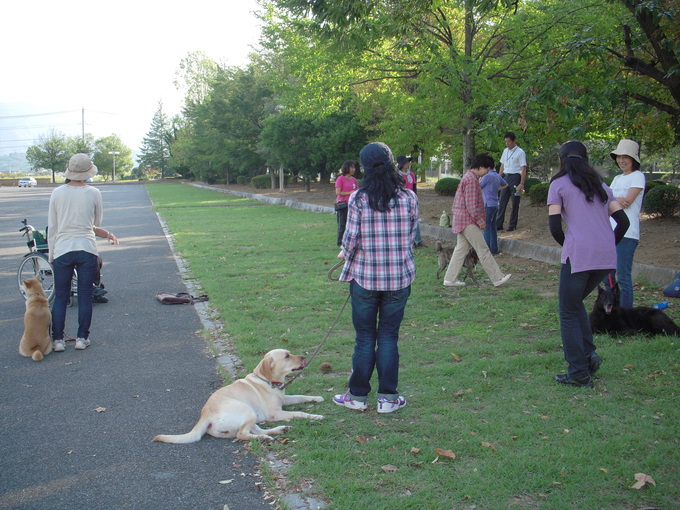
[{"left": 82, "top": 108, "right": 85, "bottom": 140}]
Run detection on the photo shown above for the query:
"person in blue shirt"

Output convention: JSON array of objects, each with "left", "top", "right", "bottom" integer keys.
[{"left": 479, "top": 162, "right": 508, "bottom": 254}]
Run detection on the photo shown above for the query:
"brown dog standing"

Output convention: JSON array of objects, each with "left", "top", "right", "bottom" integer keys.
[
  {"left": 435, "top": 240, "right": 454, "bottom": 279},
  {"left": 19, "top": 278, "right": 52, "bottom": 361}
]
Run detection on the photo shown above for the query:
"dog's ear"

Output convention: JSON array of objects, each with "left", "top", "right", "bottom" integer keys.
[{"left": 254, "top": 353, "right": 274, "bottom": 381}]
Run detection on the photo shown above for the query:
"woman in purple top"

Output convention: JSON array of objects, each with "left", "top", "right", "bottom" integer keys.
[
  {"left": 334, "top": 142, "right": 418, "bottom": 414},
  {"left": 334, "top": 160, "right": 358, "bottom": 246},
  {"left": 547, "top": 141, "right": 629, "bottom": 388}
]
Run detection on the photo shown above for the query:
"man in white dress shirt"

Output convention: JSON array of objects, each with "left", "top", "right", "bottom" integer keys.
[{"left": 497, "top": 132, "right": 527, "bottom": 231}]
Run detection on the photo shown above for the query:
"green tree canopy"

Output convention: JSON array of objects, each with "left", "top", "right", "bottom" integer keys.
[
  {"left": 26, "top": 132, "right": 71, "bottom": 183},
  {"left": 93, "top": 135, "right": 133, "bottom": 181}
]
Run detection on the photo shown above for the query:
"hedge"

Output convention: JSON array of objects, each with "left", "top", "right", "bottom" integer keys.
[
  {"left": 434, "top": 177, "right": 461, "bottom": 196},
  {"left": 643, "top": 184, "right": 680, "bottom": 218},
  {"left": 527, "top": 182, "right": 550, "bottom": 205},
  {"left": 524, "top": 177, "right": 541, "bottom": 193},
  {"left": 251, "top": 174, "right": 290, "bottom": 189}
]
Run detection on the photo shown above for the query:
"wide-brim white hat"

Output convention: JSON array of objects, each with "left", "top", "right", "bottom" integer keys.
[
  {"left": 64, "top": 153, "right": 98, "bottom": 181},
  {"left": 610, "top": 139, "right": 640, "bottom": 165}
]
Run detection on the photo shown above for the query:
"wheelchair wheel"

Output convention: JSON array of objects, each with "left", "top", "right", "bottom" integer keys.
[
  {"left": 18, "top": 253, "right": 55, "bottom": 303},
  {"left": 69, "top": 269, "right": 79, "bottom": 307}
]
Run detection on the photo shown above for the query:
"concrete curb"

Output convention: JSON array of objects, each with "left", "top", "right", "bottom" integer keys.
[{"left": 192, "top": 183, "right": 677, "bottom": 289}]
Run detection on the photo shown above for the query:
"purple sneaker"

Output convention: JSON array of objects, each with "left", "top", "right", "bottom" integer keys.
[{"left": 333, "top": 391, "right": 367, "bottom": 411}]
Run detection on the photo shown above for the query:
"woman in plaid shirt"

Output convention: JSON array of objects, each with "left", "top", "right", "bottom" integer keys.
[{"left": 333, "top": 142, "right": 418, "bottom": 414}]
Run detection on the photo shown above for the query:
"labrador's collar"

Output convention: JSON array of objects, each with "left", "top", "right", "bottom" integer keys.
[{"left": 254, "top": 374, "right": 284, "bottom": 389}]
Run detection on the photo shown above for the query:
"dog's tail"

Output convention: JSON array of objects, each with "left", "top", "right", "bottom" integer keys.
[
  {"left": 153, "top": 417, "right": 210, "bottom": 444},
  {"left": 31, "top": 350, "right": 44, "bottom": 362}
]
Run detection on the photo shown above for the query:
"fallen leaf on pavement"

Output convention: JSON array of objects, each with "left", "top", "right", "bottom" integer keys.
[{"left": 93, "top": 407, "right": 106, "bottom": 413}]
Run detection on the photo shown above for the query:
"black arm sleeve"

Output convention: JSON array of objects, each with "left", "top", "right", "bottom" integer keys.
[
  {"left": 611, "top": 209, "right": 630, "bottom": 245},
  {"left": 549, "top": 214, "right": 565, "bottom": 246}
]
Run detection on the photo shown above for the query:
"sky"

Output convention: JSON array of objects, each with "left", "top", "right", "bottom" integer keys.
[{"left": 0, "top": 0, "right": 263, "bottom": 156}]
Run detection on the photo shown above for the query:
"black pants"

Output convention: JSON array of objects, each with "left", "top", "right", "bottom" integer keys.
[
  {"left": 497, "top": 173, "right": 521, "bottom": 230},
  {"left": 336, "top": 206, "right": 348, "bottom": 246}
]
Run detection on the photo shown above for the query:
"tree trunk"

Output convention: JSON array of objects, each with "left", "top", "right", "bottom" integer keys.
[
  {"left": 460, "top": 0, "right": 476, "bottom": 171},
  {"left": 462, "top": 115, "right": 476, "bottom": 170}
]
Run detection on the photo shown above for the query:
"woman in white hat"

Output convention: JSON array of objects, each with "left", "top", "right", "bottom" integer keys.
[
  {"left": 48, "top": 153, "right": 114, "bottom": 352},
  {"left": 606, "top": 139, "right": 645, "bottom": 308}
]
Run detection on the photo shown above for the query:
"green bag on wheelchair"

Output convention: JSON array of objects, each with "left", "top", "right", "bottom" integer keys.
[{"left": 33, "top": 230, "right": 49, "bottom": 253}]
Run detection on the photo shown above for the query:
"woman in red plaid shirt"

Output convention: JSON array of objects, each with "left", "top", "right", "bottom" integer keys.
[
  {"left": 333, "top": 142, "right": 419, "bottom": 414},
  {"left": 443, "top": 154, "right": 512, "bottom": 288}
]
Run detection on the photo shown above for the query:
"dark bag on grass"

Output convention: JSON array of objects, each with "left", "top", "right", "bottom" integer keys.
[{"left": 156, "top": 292, "right": 209, "bottom": 305}]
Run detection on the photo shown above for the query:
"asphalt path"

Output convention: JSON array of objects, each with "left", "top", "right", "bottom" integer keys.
[{"left": 0, "top": 184, "right": 271, "bottom": 510}]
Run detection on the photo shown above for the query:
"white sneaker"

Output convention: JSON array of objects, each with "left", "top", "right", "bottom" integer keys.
[
  {"left": 74, "top": 338, "right": 90, "bottom": 350},
  {"left": 377, "top": 396, "right": 407, "bottom": 414},
  {"left": 333, "top": 391, "right": 368, "bottom": 411},
  {"left": 53, "top": 340, "right": 65, "bottom": 352},
  {"left": 443, "top": 280, "right": 466, "bottom": 287},
  {"left": 494, "top": 274, "right": 512, "bottom": 287}
]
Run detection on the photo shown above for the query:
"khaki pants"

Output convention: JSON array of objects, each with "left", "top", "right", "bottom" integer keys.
[{"left": 443, "top": 224, "right": 504, "bottom": 284}]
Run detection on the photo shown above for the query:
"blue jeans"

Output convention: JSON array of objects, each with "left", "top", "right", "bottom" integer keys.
[
  {"left": 51, "top": 251, "right": 98, "bottom": 340},
  {"left": 483, "top": 205, "right": 499, "bottom": 253},
  {"left": 558, "top": 261, "right": 609, "bottom": 379},
  {"left": 604, "top": 238, "right": 638, "bottom": 308},
  {"left": 347, "top": 280, "right": 411, "bottom": 400}
]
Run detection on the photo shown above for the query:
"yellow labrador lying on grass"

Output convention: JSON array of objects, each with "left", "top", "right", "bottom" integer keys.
[{"left": 154, "top": 349, "right": 324, "bottom": 443}]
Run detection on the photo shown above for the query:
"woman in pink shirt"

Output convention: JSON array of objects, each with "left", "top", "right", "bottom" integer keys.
[{"left": 334, "top": 160, "right": 357, "bottom": 246}]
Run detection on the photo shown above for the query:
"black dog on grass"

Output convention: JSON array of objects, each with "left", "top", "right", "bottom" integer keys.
[{"left": 589, "top": 284, "right": 680, "bottom": 336}]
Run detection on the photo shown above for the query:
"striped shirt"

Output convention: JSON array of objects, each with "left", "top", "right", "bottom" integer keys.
[
  {"left": 339, "top": 188, "right": 418, "bottom": 290},
  {"left": 451, "top": 170, "right": 485, "bottom": 233}
]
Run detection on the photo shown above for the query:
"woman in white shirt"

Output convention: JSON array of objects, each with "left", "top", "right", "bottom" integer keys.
[
  {"left": 606, "top": 139, "right": 645, "bottom": 308},
  {"left": 48, "top": 154, "right": 114, "bottom": 352}
]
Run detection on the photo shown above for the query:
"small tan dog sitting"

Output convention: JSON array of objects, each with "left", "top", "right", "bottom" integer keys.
[
  {"left": 19, "top": 278, "right": 52, "bottom": 361},
  {"left": 154, "top": 349, "right": 324, "bottom": 443}
]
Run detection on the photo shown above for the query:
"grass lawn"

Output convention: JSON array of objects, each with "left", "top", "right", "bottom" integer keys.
[{"left": 147, "top": 182, "right": 678, "bottom": 509}]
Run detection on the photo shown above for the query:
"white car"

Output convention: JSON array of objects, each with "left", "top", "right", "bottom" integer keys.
[{"left": 18, "top": 177, "right": 37, "bottom": 187}]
